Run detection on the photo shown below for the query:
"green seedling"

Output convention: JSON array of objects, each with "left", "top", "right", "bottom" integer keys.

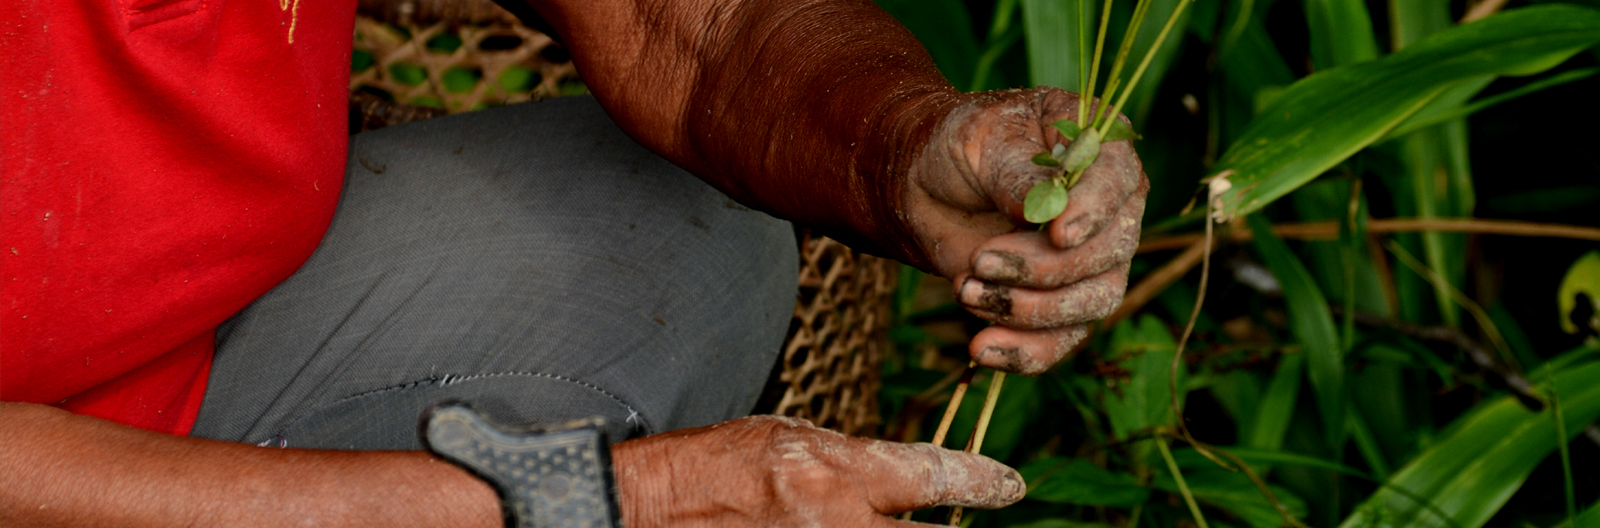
[
  {"left": 1021, "top": 0, "right": 1185, "bottom": 225},
  {"left": 936, "top": 0, "right": 1191, "bottom": 524}
]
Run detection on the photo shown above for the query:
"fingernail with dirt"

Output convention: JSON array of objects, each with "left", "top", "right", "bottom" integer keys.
[
  {"left": 960, "top": 279, "right": 1012, "bottom": 316},
  {"left": 974, "top": 251, "right": 1026, "bottom": 282},
  {"left": 1061, "top": 220, "right": 1091, "bottom": 248},
  {"left": 980, "top": 346, "right": 1028, "bottom": 372},
  {"left": 1004, "top": 470, "right": 1025, "bottom": 502}
]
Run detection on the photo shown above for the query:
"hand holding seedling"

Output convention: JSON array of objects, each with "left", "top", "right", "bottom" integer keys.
[{"left": 902, "top": 87, "right": 1148, "bottom": 374}]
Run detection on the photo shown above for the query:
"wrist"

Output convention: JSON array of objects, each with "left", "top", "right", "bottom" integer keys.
[
  {"left": 610, "top": 437, "right": 672, "bottom": 528},
  {"left": 842, "top": 89, "right": 970, "bottom": 269}
]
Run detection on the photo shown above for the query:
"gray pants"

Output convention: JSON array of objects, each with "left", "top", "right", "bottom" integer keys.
[{"left": 190, "top": 96, "right": 797, "bottom": 449}]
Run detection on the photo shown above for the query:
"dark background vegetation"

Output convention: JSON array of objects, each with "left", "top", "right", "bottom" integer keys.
[{"left": 870, "top": 0, "right": 1600, "bottom": 526}]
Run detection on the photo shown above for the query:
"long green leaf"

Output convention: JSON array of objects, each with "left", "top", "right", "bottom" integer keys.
[
  {"left": 874, "top": 0, "right": 980, "bottom": 90},
  {"left": 1384, "top": 67, "right": 1600, "bottom": 139},
  {"left": 1212, "top": 4, "right": 1600, "bottom": 218},
  {"left": 1021, "top": 0, "right": 1093, "bottom": 90},
  {"left": 1246, "top": 352, "right": 1304, "bottom": 450},
  {"left": 1337, "top": 354, "right": 1600, "bottom": 528},
  {"left": 1552, "top": 498, "right": 1600, "bottom": 528},
  {"left": 1303, "top": 0, "right": 1379, "bottom": 70},
  {"left": 1250, "top": 214, "right": 1345, "bottom": 450}
]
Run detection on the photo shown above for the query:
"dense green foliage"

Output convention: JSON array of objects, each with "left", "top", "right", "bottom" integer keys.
[{"left": 873, "top": 0, "right": 1600, "bottom": 526}]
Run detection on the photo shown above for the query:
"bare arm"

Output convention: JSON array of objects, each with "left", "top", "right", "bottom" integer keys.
[
  {"left": 0, "top": 401, "right": 501, "bottom": 527},
  {"left": 528, "top": 0, "right": 1148, "bottom": 372},
  {"left": 2, "top": 403, "right": 1018, "bottom": 527},
  {"left": 532, "top": 0, "right": 957, "bottom": 259}
]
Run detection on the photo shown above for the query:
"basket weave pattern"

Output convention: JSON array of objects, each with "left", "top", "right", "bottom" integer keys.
[
  {"left": 352, "top": 1, "right": 894, "bottom": 437},
  {"left": 772, "top": 234, "right": 896, "bottom": 437},
  {"left": 352, "top": 4, "right": 577, "bottom": 114}
]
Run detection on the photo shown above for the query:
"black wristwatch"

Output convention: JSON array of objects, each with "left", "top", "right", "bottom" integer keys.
[{"left": 419, "top": 402, "right": 623, "bottom": 528}]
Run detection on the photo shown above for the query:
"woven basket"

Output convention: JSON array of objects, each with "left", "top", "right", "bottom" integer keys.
[{"left": 351, "top": 0, "right": 895, "bottom": 437}]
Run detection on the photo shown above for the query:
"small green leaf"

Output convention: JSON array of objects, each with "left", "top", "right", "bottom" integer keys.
[
  {"left": 1102, "top": 118, "right": 1142, "bottom": 142},
  {"left": 1060, "top": 127, "right": 1101, "bottom": 172},
  {"left": 1024, "top": 179, "right": 1069, "bottom": 224},
  {"left": 1558, "top": 251, "right": 1600, "bottom": 334},
  {"left": 1031, "top": 151, "right": 1062, "bottom": 167},
  {"left": 1050, "top": 118, "right": 1082, "bottom": 140}
]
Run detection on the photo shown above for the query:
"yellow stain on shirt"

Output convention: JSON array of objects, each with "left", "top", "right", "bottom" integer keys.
[{"left": 279, "top": 0, "right": 300, "bottom": 43}]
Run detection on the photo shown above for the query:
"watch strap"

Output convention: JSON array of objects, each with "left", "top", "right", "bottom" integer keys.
[{"left": 420, "top": 402, "right": 622, "bottom": 528}]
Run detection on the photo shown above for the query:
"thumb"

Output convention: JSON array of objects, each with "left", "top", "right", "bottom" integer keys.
[{"left": 854, "top": 441, "right": 1026, "bottom": 514}]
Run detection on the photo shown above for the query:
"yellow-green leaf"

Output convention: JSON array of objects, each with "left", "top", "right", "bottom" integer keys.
[
  {"left": 1559, "top": 251, "right": 1600, "bottom": 334},
  {"left": 1050, "top": 118, "right": 1083, "bottom": 140},
  {"left": 1101, "top": 118, "right": 1141, "bottom": 142},
  {"left": 1031, "top": 151, "right": 1062, "bottom": 167},
  {"left": 1024, "top": 179, "right": 1069, "bottom": 223},
  {"left": 1060, "top": 128, "right": 1101, "bottom": 172}
]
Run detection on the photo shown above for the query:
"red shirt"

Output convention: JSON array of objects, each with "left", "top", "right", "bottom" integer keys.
[{"left": 1, "top": 0, "right": 355, "bottom": 435}]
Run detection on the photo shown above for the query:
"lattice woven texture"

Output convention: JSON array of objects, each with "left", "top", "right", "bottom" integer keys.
[
  {"left": 352, "top": 0, "right": 579, "bottom": 115},
  {"left": 352, "top": 0, "right": 896, "bottom": 437},
  {"left": 771, "top": 233, "right": 897, "bottom": 437}
]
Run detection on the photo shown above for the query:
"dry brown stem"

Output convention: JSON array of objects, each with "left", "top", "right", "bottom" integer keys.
[
  {"left": 1138, "top": 218, "right": 1600, "bottom": 254},
  {"left": 1461, "top": 0, "right": 1510, "bottom": 23},
  {"left": 1104, "top": 239, "right": 1209, "bottom": 329}
]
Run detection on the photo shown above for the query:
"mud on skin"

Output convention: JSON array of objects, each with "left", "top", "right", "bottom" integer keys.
[{"left": 610, "top": 415, "right": 1024, "bottom": 527}]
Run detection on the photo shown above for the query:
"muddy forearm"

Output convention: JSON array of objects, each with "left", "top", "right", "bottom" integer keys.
[
  {"left": 532, "top": 0, "right": 965, "bottom": 265},
  {"left": 0, "top": 402, "right": 500, "bottom": 528}
]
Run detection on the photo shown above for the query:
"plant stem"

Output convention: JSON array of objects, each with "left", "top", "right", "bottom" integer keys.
[
  {"left": 900, "top": 362, "right": 979, "bottom": 522},
  {"left": 1551, "top": 367, "right": 1577, "bottom": 526},
  {"left": 1081, "top": 0, "right": 1117, "bottom": 128},
  {"left": 969, "top": 372, "right": 1007, "bottom": 453},
  {"left": 948, "top": 371, "right": 1008, "bottom": 526},
  {"left": 1092, "top": 78, "right": 1124, "bottom": 128},
  {"left": 1135, "top": 217, "right": 1600, "bottom": 253},
  {"left": 1156, "top": 435, "right": 1211, "bottom": 528},
  {"left": 1098, "top": 0, "right": 1194, "bottom": 137},
  {"left": 1340, "top": 180, "right": 1362, "bottom": 373},
  {"left": 1384, "top": 241, "right": 1514, "bottom": 364},
  {"left": 1077, "top": 0, "right": 1092, "bottom": 122},
  {"left": 932, "top": 362, "right": 979, "bottom": 447},
  {"left": 1099, "top": 0, "right": 1155, "bottom": 117}
]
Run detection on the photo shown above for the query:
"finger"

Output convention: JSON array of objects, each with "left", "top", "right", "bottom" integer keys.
[
  {"left": 971, "top": 197, "right": 1142, "bottom": 288},
  {"left": 963, "top": 88, "right": 1081, "bottom": 222},
  {"left": 856, "top": 441, "right": 1025, "bottom": 514},
  {"left": 958, "top": 262, "right": 1129, "bottom": 330},
  {"left": 1047, "top": 139, "right": 1148, "bottom": 248},
  {"left": 969, "top": 324, "right": 1092, "bottom": 374},
  {"left": 876, "top": 517, "right": 973, "bottom": 528}
]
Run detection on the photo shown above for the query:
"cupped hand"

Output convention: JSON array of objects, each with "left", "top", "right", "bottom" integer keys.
[
  {"left": 903, "top": 87, "right": 1149, "bottom": 374},
  {"left": 612, "top": 415, "right": 1024, "bottom": 527}
]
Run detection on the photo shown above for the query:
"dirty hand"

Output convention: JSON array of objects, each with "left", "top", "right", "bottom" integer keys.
[
  {"left": 903, "top": 86, "right": 1148, "bottom": 375},
  {"left": 611, "top": 415, "right": 1024, "bottom": 527}
]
